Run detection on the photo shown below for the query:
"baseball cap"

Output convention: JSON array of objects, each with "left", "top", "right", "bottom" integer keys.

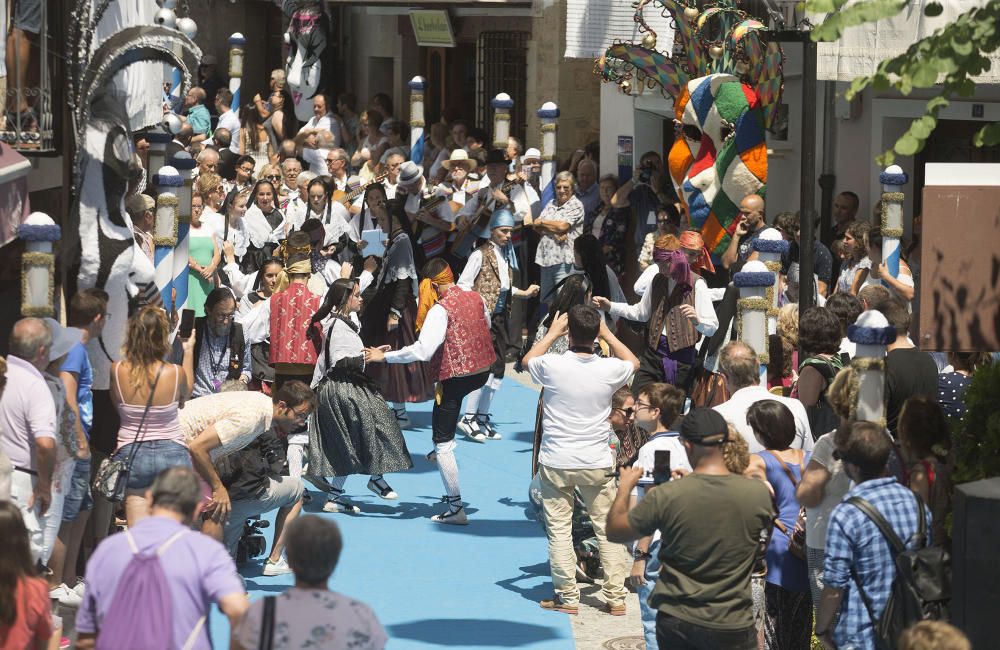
[{"left": 680, "top": 408, "right": 729, "bottom": 446}]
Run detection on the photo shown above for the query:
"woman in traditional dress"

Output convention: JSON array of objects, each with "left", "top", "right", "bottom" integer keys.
[
  {"left": 309, "top": 278, "right": 413, "bottom": 513},
  {"left": 243, "top": 180, "right": 285, "bottom": 273},
  {"left": 359, "top": 184, "right": 434, "bottom": 424}
]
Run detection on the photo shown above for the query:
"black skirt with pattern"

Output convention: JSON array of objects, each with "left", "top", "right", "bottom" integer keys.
[{"left": 306, "top": 365, "right": 414, "bottom": 478}]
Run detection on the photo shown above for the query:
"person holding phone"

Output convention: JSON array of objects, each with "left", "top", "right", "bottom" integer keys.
[
  {"left": 721, "top": 194, "right": 767, "bottom": 273},
  {"left": 628, "top": 383, "right": 692, "bottom": 649}
]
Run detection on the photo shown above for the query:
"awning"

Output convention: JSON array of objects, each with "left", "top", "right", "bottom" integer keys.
[
  {"left": 0, "top": 143, "right": 32, "bottom": 247},
  {"left": 815, "top": 0, "right": 1000, "bottom": 83},
  {"left": 565, "top": 0, "right": 676, "bottom": 60}
]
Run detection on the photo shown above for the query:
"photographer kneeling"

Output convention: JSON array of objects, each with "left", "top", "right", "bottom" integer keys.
[
  {"left": 215, "top": 429, "right": 304, "bottom": 576},
  {"left": 606, "top": 409, "right": 773, "bottom": 650}
]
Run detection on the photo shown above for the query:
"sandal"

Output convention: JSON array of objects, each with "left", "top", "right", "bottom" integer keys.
[
  {"left": 430, "top": 495, "right": 468, "bottom": 525},
  {"left": 367, "top": 475, "right": 398, "bottom": 500}
]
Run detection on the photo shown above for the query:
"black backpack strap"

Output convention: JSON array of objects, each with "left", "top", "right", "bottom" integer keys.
[
  {"left": 846, "top": 496, "right": 907, "bottom": 555},
  {"left": 228, "top": 322, "right": 245, "bottom": 380},
  {"left": 259, "top": 595, "right": 276, "bottom": 650},
  {"left": 192, "top": 318, "right": 206, "bottom": 364}
]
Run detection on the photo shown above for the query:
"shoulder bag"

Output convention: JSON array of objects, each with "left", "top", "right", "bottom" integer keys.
[{"left": 766, "top": 450, "right": 808, "bottom": 561}]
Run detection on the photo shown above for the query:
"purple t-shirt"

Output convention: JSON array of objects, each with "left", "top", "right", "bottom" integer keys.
[{"left": 77, "top": 516, "right": 243, "bottom": 649}]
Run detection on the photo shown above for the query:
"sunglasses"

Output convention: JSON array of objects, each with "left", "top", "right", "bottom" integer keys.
[
  {"left": 613, "top": 407, "right": 635, "bottom": 418},
  {"left": 265, "top": 175, "right": 281, "bottom": 182}
]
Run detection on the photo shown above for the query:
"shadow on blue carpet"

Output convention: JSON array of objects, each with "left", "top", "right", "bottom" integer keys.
[{"left": 387, "top": 618, "right": 561, "bottom": 646}]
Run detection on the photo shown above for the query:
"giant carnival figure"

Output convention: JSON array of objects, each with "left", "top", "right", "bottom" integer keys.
[
  {"left": 596, "top": 0, "right": 783, "bottom": 258},
  {"left": 67, "top": 1, "right": 200, "bottom": 391},
  {"left": 284, "top": 0, "right": 331, "bottom": 123}
]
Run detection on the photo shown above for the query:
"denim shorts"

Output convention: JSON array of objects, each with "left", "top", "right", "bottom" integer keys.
[
  {"left": 13, "top": 0, "right": 42, "bottom": 34},
  {"left": 115, "top": 440, "right": 192, "bottom": 491},
  {"left": 62, "top": 458, "right": 93, "bottom": 522}
]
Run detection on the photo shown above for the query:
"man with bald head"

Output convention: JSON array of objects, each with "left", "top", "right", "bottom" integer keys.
[
  {"left": 0, "top": 318, "right": 59, "bottom": 559},
  {"left": 721, "top": 193, "right": 766, "bottom": 272},
  {"left": 196, "top": 147, "right": 220, "bottom": 179}
]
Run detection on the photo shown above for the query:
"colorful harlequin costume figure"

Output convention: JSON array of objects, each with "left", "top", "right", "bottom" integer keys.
[{"left": 596, "top": 0, "right": 783, "bottom": 260}]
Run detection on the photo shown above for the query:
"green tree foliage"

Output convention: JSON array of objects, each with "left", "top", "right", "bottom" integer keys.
[
  {"left": 952, "top": 363, "right": 1000, "bottom": 484},
  {"left": 805, "top": 0, "right": 1000, "bottom": 165}
]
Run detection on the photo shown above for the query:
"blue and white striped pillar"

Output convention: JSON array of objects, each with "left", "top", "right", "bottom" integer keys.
[
  {"left": 170, "top": 152, "right": 197, "bottom": 313},
  {"left": 537, "top": 102, "right": 559, "bottom": 207},
  {"left": 733, "top": 260, "right": 775, "bottom": 387},
  {"left": 228, "top": 33, "right": 246, "bottom": 112},
  {"left": 409, "top": 76, "right": 426, "bottom": 164},
  {"left": 878, "top": 165, "right": 908, "bottom": 283},
  {"left": 847, "top": 310, "right": 895, "bottom": 425},
  {"left": 751, "top": 228, "right": 789, "bottom": 336},
  {"left": 153, "top": 166, "right": 182, "bottom": 309}
]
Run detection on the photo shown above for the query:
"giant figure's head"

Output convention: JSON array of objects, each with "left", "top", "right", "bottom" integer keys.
[
  {"left": 596, "top": 0, "right": 782, "bottom": 258},
  {"left": 669, "top": 73, "right": 767, "bottom": 256}
]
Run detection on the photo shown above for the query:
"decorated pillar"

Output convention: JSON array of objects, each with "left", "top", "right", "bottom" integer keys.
[
  {"left": 492, "top": 92, "right": 513, "bottom": 150},
  {"left": 847, "top": 310, "right": 895, "bottom": 425},
  {"left": 878, "top": 164, "right": 908, "bottom": 283},
  {"left": 170, "top": 152, "right": 196, "bottom": 312},
  {"left": 751, "top": 227, "right": 788, "bottom": 335},
  {"left": 17, "top": 213, "right": 60, "bottom": 318},
  {"left": 146, "top": 130, "right": 172, "bottom": 178},
  {"left": 153, "top": 166, "right": 182, "bottom": 308},
  {"left": 537, "top": 102, "right": 559, "bottom": 205},
  {"left": 733, "top": 260, "right": 774, "bottom": 387},
  {"left": 408, "top": 76, "right": 426, "bottom": 164},
  {"left": 228, "top": 33, "right": 246, "bottom": 112}
]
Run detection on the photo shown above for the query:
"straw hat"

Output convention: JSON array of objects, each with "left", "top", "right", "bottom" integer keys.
[{"left": 442, "top": 148, "right": 476, "bottom": 171}]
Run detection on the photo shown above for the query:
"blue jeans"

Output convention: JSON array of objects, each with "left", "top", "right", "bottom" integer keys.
[
  {"left": 637, "top": 539, "right": 661, "bottom": 650},
  {"left": 62, "top": 458, "right": 93, "bottom": 522},
  {"left": 115, "top": 440, "right": 191, "bottom": 491},
  {"left": 539, "top": 263, "right": 573, "bottom": 306}
]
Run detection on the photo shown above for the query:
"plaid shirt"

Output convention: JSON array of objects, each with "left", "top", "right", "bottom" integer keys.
[{"left": 824, "top": 477, "right": 932, "bottom": 650}]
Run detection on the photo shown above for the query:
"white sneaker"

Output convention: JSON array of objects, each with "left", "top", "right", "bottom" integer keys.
[
  {"left": 458, "top": 415, "right": 486, "bottom": 442},
  {"left": 71, "top": 579, "right": 86, "bottom": 599},
  {"left": 262, "top": 557, "right": 293, "bottom": 576},
  {"left": 49, "top": 584, "right": 83, "bottom": 608}
]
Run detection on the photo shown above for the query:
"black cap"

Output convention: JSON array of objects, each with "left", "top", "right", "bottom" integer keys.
[
  {"left": 485, "top": 148, "right": 507, "bottom": 165},
  {"left": 680, "top": 408, "right": 730, "bottom": 446}
]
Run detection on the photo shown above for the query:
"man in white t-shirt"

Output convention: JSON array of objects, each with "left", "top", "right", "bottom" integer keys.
[
  {"left": 628, "top": 382, "right": 691, "bottom": 649},
  {"left": 713, "top": 341, "right": 813, "bottom": 453},
  {"left": 524, "top": 305, "right": 639, "bottom": 617}
]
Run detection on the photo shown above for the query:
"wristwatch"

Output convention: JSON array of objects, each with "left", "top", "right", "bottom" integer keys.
[{"left": 633, "top": 549, "right": 651, "bottom": 561}]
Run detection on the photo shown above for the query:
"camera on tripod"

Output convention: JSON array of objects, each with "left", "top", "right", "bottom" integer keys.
[{"left": 235, "top": 518, "right": 270, "bottom": 565}]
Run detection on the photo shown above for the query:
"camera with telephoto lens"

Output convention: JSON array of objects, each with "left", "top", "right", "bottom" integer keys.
[
  {"left": 637, "top": 165, "right": 653, "bottom": 184},
  {"left": 235, "top": 518, "right": 270, "bottom": 565}
]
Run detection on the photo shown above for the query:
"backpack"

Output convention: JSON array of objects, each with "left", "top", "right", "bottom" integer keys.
[
  {"left": 846, "top": 494, "right": 951, "bottom": 650},
  {"left": 96, "top": 529, "right": 206, "bottom": 650},
  {"left": 794, "top": 354, "right": 844, "bottom": 441}
]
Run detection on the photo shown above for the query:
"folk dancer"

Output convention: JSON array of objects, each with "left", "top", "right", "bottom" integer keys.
[{"left": 366, "top": 259, "right": 495, "bottom": 525}]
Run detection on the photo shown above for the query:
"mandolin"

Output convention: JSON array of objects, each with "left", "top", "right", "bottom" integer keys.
[
  {"left": 448, "top": 176, "right": 523, "bottom": 254},
  {"left": 331, "top": 171, "right": 389, "bottom": 207}
]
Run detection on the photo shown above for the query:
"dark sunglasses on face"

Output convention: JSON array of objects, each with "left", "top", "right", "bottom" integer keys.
[{"left": 613, "top": 407, "right": 635, "bottom": 418}]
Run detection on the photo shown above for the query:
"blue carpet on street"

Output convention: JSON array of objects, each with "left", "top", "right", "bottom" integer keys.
[{"left": 209, "top": 377, "right": 577, "bottom": 648}]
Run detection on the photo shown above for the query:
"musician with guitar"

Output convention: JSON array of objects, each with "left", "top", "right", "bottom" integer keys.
[
  {"left": 525, "top": 170, "right": 585, "bottom": 310},
  {"left": 453, "top": 148, "right": 539, "bottom": 261},
  {"left": 396, "top": 160, "right": 462, "bottom": 261}
]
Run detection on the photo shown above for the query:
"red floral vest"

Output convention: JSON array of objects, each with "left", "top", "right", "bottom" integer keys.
[
  {"left": 431, "top": 287, "right": 496, "bottom": 381},
  {"left": 269, "top": 283, "right": 322, "bottom": 365}
]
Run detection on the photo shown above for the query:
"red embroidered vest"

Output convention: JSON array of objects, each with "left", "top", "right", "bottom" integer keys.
[
  {"left": 269, "top": 283, "right": 322, "bottom": 365},
  {"left": 431, "top": 287, "right": 496, "bottom": 381}
]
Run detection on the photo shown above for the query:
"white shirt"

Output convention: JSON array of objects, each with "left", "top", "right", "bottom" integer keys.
[
  {"left": 383, "top": 296, "right": 490, "bottom": 364},
  {"left": 608, "top": 275, "right": 718, "bottom": 337},
  {"left": 528, "top": 352, "right": 634, "bottom": 469},
  {"left": 217, "top": 109, "right": 241, "bottom": 135},
  {"left": 311, "top": 315, "right": 364, "bottom": 388},
  {"left": 301, "top": 147, "right": 328, "bottom": 175},
  {"left": 633, "top": 263, "right": 658, "bottom": 296},
  {"left": 713, "top": 385, "right": 814, "bottom": 454},
  {"left": 458, "top": 242, "right": 511, "bottom": 292},
  {"left": 403, "top": 182, "right": 456, "bottom": 241},
  {"left": 630, "top": 431, "right": 693, "bottom": 543},
  {"left": 457, "top": 182, "right": 538, "bottom": 223},
  {"left": 201, "top": 206, "right": 226, "bottom": 241}
]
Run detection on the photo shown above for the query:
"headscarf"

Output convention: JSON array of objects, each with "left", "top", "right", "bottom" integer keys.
[
  {"left": 480, "top": 208, "right": 519, "bottom": 271},
  {"left": 273, "top": 235, "right": 313, "bottom": 294},
  {"left": 415, "top": 264, "right": 455, "bottom": 331},
  {"left": 678, "top": 230, "right": 716, "bottom": 275},
  {"left": 655, "top": 248, "right": 694, "bottom": 289}
]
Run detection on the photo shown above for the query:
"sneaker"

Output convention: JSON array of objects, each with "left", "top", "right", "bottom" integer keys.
[
  {"left": 458, "top": 415, "right": 486, "bottom": 442},
  {"left": 431, "top": 507, "right": 468, "bottom": 525},
  {"left": 393, "top": 408, "right": 411, "bottom": 426},
  {"left": 49, "top": 584, "right": 82, "bottom": 608},
  {"left": 71, "top": 579, "right": 86, "bottom": 599},
  {"left": 603, "top": 602, "right": 627, "bottom": 616},
  {"left": 322, "top": 496, "right": 360, "bottom": 514},
  {"left": 367, "top": 476, "right": 399, "bottom": 500},
  {"left": 262, "top": 557, "right": 293, "bottom": 576},
  {"left": 477, "top": 414, "right": 502, "bottom": 440},
  {"left": 539, "top": 596, "right": 579, "bottom": 615}
]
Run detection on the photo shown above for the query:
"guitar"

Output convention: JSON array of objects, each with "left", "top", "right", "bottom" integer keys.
[
  {"left": 448, "top": 177, "right": 523, "bottom": 255},
  {"left": 331, "top": 171, "right": 389, "bottom": 207},
  {"left": 407, "top": 193, "right": 464, "bottom": 258}
]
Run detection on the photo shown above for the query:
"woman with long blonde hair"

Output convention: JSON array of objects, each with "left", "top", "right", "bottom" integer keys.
[{"left": 109, "top": 306, "right": 195, "bottom": 525}]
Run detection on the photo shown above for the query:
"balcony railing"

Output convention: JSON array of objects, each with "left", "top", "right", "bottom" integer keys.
[{"left": 1, "top": 0, "right": 55, "bottom": 152}]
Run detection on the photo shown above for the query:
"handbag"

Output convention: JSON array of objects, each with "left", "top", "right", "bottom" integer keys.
[
  {"left": 766, "top": 451, "right": 808, "bottom": 562},
  {"left": 258, "top": 596, "right": 276, "bottom": 650},
  {"left": 92, "top": 365, "right": 164, "bottom": 502}
]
